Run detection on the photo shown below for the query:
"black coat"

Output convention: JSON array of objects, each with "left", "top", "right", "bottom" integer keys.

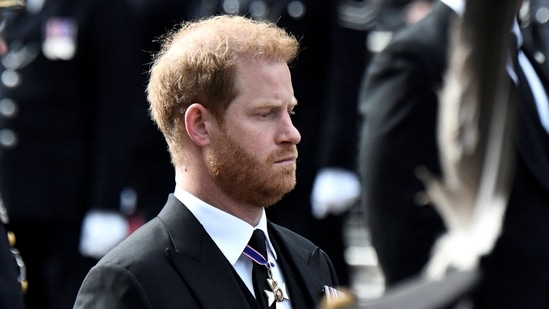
[
  {"left": 359, "top": 1, "right": 450, "bottom": 285},
  {"left": 74, "top": 195, "right": 339, "bottom": 309}
]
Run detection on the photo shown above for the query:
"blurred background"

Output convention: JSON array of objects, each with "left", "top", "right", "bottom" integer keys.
[{"left": 1, "top": 0, "right": 546, "bottom": 308}]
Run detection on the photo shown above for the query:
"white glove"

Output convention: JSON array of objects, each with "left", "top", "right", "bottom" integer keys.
[
  {"left": 311, "top": 168, "right": 361, "bottom": 219},
  {"left": 79, "top": 209, "right": 128, "bottom": 259}
]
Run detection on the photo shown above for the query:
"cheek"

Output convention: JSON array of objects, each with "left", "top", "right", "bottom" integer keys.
[
  {"left": 224, "top": 121, "right": 271, "bottom": 152},
  {"left": 239, "top": 131, "right": 269, "bottom": 155}
]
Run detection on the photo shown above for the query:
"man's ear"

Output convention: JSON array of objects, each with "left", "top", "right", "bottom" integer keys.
[{"left": 185, "top": 103, "right": 212, "bottom": 146}]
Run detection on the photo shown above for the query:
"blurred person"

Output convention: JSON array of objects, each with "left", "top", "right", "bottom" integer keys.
[
  {"left": 0, "top": 5, "right": 25, "bottom": 309},
  {"left": 358, "top": 0, "right": 448, "bottom": 287},
  {"left": 306, "top": 0, "right": 368, "bottom": 287},
  {"left": 0, "top": 0, "right": 145, "bottom": 308},
  {"left": 204, "top": 0, "right": 368, "bottom": 287},
  {"left": 358, "top": 0, "right": 549, "bottom": 307},
  {"left": 118, "top": 0, "right": 204, "bottom": 223},
  {"left": 74, "top": 15, "right": 340, "bottom": 309}
]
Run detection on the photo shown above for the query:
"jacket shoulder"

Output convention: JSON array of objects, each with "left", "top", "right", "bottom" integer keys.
[{"left": 270, "top": 222, "right": 318, "bottom": 250}]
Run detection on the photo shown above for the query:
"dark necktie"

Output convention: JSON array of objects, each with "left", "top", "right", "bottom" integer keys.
[{"left": 247, "top": 229, "right": 275, "bottom": 309}]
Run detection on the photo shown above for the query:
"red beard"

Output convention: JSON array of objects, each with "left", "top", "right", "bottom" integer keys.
[{"left": 206, "top": 131, "right": 297, "bottom": 207}]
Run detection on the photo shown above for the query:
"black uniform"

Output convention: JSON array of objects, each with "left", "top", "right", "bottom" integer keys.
[{"left": 0, "top": 0, "right": 137, "bottom": 307}]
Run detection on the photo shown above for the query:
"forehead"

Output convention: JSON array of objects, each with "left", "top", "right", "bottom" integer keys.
[{"left": 233, "top": 59, "right": 294, "bottom": 106}]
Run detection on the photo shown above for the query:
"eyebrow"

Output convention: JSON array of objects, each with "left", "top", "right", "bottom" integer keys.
[{"left": 252, "top": 97, "right": 298, "bottom": 109}]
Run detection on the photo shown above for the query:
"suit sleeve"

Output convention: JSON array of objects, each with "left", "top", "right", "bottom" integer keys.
[
  {"left": 358, "top": 36, "right": 446, "bottom": 285},
  {"left": 74, "top": 264, "right": 152, "bottom": 309}
]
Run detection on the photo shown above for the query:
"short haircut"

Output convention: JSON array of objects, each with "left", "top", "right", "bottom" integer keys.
[{"left": 147, "top": 14, "right": 299, "bottom": 166}]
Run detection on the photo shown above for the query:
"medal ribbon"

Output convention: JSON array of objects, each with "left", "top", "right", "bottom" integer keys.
[
  {"left": 244, "top": 237, "right": 290, "bottom": 306},
  {"left": 243, "top": 245, "right": 275, "bottom": 269}
]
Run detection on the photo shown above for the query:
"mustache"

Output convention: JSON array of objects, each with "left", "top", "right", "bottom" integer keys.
[{"left": 270, "top": 145, "right": 298, "bottom": 162}]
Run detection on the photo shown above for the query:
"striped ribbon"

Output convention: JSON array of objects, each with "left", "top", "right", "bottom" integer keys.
[{"left": 243, "top": 245, "right": 275, "bottom": 269}]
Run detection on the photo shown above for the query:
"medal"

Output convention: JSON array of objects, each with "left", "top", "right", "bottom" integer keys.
[
  {"left": 244, "top": 242, "right": 290, "bottom": 306},
  {"left": 265, "top": 278, "right": 290, "bottom": 306}
]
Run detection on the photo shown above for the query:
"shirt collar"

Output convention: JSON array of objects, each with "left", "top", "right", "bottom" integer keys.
[{"left": 173, "top": 186, "right": 277, "bottom": 265}]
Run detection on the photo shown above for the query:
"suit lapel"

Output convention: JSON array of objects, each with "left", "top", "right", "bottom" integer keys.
[
  {"left": 158, "top": 196, "right": 253, "bottom": 309},
  {"left": 268, "top": 223, "right": 329, "bottom": 308}
]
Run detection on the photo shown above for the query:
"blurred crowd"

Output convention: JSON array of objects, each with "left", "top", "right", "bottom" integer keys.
[{"left": 0, "top": 0, "right": 548, "bottom": 308}]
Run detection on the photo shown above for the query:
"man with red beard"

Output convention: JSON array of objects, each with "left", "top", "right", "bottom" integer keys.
[{"left": 74, "top": 14, "right": 341, "bottom": 309}]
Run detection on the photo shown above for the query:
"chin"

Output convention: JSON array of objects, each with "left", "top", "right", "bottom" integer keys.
[{"left": 262, "top": 181, "right": 296, "bottom": 208}]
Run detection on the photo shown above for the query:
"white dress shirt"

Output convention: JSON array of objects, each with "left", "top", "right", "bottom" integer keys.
[{"left": 174, "top": 186, "right": 292, "bottom": 309}]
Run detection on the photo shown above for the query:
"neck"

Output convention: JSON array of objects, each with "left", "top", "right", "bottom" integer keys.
[{"left": 175, "top": 168, "right": 264, "bottom": 226}]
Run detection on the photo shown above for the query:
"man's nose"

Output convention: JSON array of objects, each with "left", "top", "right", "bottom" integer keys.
[{"left": 278, "top": 113, "right": 301, "bottom": 145}]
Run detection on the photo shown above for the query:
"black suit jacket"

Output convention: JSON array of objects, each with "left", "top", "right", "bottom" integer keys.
[
  {"left": 359, "top": 2, "right": 549, "bottom": 308},
  {"left": 74, "top": 195, "right": 339, "bottom": 309},
  {"left": 359, "top": 2, "right": 450, "bottom": 284}
]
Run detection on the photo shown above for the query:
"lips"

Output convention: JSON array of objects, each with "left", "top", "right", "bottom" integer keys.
[
  {"left": 274, "top": 150, "right": 298, "bottom": 163},
  {"left": 274, "top": 154, "right": 294, "bottom": 162}
]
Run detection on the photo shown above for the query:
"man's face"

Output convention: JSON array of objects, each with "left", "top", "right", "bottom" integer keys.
[{"left": 205, "top": 59, "right": 301, "bottom": 207}]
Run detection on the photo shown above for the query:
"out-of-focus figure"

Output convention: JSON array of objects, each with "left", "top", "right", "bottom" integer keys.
[
  {"left": 0, "top": 1, "right": 25, "bottom": 301},
  {"left": 0, "top": 0, "right": 142, "bottom": 308},
  {"left": 358, "top": 0, "right": 549, "bottom": 307}
]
